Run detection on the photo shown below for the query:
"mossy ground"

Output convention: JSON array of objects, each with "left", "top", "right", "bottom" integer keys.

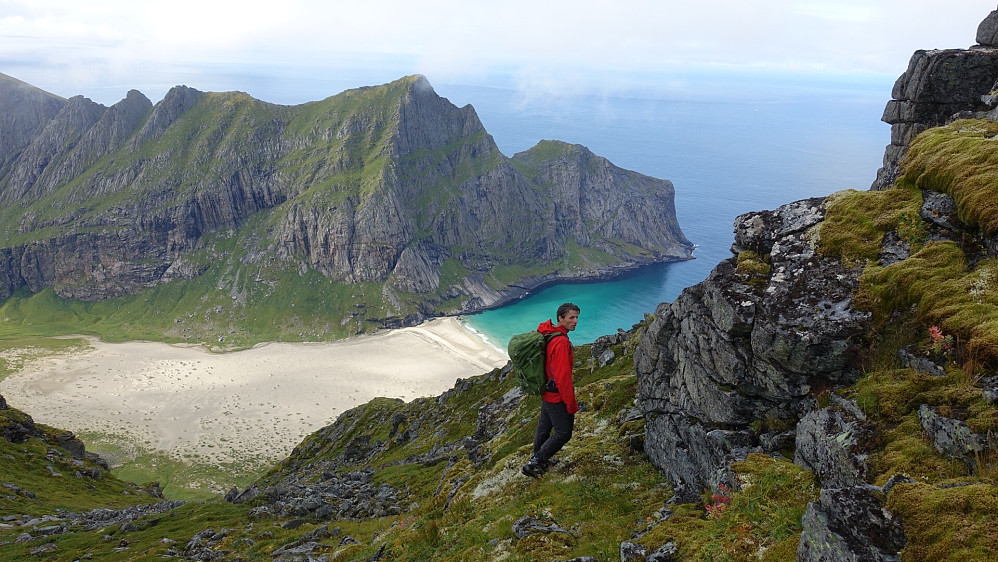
[{"left": 818, "top": 119, "right": 998, "bottom": 561}]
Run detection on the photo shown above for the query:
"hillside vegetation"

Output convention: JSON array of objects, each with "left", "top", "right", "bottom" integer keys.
[
  {"left": 0, "top": 329, "right": 824, "bottom": 560},
  {"left": 2, "top": 119, "right": 998, "bottom": 559}
]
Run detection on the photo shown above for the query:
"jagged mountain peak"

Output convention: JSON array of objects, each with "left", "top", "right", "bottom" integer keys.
[
  {"left": 0, "top": 73, "right": 692, "bottom": 341},
  {"left": 0, "top": 72, "right": 67, "bottom": 175},
  {"left": 0, "top": 71, "right": 65, "bottom": 102}
]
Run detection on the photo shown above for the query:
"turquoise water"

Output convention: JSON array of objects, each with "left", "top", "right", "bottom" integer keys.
[
  {"left": 461, "top": 261, "right": 700, "bottom": 349},
  {"left": 437, "top": 80, "right": 893, "bottom": 346}
]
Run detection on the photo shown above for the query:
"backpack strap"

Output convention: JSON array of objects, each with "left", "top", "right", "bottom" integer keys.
[{"left": 542, "top": 332, "right": 568, "bottom": 387}]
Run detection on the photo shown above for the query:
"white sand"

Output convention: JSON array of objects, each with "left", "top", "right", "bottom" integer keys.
[{"left": 0, "top": 317, "right": 508, "bottom": 469}]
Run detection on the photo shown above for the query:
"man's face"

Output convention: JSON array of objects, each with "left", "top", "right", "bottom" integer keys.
[{"left": 557, "top": 310, "right": 579, "bottom": 332}]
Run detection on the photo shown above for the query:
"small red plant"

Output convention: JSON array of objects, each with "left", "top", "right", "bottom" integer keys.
[
  {"left": 928, "top": 325, "right": 954, "bottom": 357},
  {"left": 705, "top": 483, "right": 732, "bottom": 518}
]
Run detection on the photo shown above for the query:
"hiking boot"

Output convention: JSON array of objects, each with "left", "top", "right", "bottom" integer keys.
[{"left": 521, "top": 458, "right": 547, "bottom": 478}]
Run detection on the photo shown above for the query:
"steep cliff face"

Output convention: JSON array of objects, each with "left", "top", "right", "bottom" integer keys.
[{"left": 0, "top": 74, "right": 693, "bottom": 330}]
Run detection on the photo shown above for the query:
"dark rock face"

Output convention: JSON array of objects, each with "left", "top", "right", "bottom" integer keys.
[
  {"left": 634, "top": 197, "right": 870, "bottom": 500},
  {"left": 794, "top": 398, "right": 873, "bottom": 489},
  {"left": 797, "top": 486, "right": 907, "bottom": 562},
  {"left": 872, "top": 11, "right": 998, "bottom": 190},
  {"left": 917, "top": 404, "right": 987, "bottom": 471}
]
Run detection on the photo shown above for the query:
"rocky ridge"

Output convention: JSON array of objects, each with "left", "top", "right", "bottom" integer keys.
[
  {"left": 872, "top": 10, "right": 998, "bottom": 190},
  {"left": 0, "top": 74, "right": 692, "bottom": 336},
  {"left": 633, "top": 9, "right": 998, "bottom": 560}
]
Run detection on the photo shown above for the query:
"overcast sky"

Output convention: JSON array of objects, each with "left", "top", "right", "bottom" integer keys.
[{"left": 1, "top": 0, "right": 996, "bottom": 105}]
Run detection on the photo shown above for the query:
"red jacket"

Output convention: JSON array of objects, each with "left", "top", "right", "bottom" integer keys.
[{"left": 537, "top": 319, "right": 577, "bottom": 414}]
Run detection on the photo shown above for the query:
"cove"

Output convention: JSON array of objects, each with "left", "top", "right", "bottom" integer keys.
[{"left": 446, "top": 77, "right": 893, "bottom": 348}]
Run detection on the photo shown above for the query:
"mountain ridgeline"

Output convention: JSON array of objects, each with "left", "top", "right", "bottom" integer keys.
[{"left": 0, "top": 74, "right": 692, "bottom": 342}]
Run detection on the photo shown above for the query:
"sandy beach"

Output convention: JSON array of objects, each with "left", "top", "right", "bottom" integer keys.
[{"left": 0, "top": 317, "right": 508, "bottom": 470}]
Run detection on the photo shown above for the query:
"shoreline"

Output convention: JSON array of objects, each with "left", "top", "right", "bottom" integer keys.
[
  {"left": 465, "top": 253, "right": 696, "bottom": 317},
  {"left": 0, "top": 317, "right": 509, "bottom": 473}
]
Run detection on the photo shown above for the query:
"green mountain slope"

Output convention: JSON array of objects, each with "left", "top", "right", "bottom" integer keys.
[{"left": 0, "top": 74, "right": 693, "bottom": 349}]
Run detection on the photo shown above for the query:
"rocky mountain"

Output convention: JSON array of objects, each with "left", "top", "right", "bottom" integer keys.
[
  {"left": 2, "top": 8, "right": 998, "bottom": 562},
  {"left": 0, "top": 74, "right": 692, "bottom": 342}
]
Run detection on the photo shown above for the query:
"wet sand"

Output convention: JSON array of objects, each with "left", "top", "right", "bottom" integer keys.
[{"left": 0, "top": 317, "right": 508, "bottom": 468}]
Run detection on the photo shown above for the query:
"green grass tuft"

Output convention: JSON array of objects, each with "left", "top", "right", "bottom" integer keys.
[{"left": 901, "top": 118, "right": 998, "bottom": 235}]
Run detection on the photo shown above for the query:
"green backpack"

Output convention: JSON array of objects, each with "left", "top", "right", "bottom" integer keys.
[{"left": 507, "top": 331, "right": 564, "bottom": 395}]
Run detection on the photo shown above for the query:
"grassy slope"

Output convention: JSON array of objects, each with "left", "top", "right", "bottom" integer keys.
[
  {"left": 813, "top": 118, "right": 998, "bottom": 559},
  {"left": 1, "top": 120, "right": 997, "bottom": 560},
  {"left": 0, "top": 333, "right": 825, "bottom": 561}
]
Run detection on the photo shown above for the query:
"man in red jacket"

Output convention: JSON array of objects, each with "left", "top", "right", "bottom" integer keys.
[{"left": 522, "top": 302, "right": 580, "bottom": 478}]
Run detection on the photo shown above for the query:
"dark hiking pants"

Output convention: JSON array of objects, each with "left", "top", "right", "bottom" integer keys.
[{"left": 533, "top": 400, "right": 574, "bottom": 464}]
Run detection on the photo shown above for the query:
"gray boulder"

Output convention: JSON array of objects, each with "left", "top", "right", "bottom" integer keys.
[
  {"left": 982, "top": 375, "right": 998, "bottom": 405},
  {"left": 977, "top": 9, "right": 998, "bottom": 47},
  {"left": 512, "top": 515, "right": 571, "bottom": 539},
  {"left": 794, "top": 399, "right": 872, "bottom": 489},
  {"left": 917, "top": 404, "right": 986, "bottom": 471},
  {"left": 619, "top": 541, "right": 648, "bottom": 561},
  {"left": 797, "top": 486, "right": 906, "bottom": 562},
  {"left": 896, "top": 347, "right": 945, "bottom": 377},
  {"left": 647, "top": 542, "right": 679, "bottom": 561}
]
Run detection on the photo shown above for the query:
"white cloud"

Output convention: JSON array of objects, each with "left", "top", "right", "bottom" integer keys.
[
  {"left": 794, "top": 2, "right": 876, "bottom": 23},
  {"left": 1, "top": 0, "right": 996, "bottom": 104}
]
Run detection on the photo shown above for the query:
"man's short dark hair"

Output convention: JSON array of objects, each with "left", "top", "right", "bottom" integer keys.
[{"left": 557, "top": 302, "right": 580, "bottom": 320}]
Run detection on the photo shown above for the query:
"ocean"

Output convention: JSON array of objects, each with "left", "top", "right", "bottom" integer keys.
[{"left": 432, "top": 77, "right": 893, "bottom": 347}]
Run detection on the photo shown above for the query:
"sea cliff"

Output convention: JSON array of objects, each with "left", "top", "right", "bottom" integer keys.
[{"left": 0, "top": 74, "right": 692, "bottom": 345}]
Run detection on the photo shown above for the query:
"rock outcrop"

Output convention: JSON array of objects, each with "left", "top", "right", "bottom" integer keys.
[
  {"left": 797, "top": 486, "right": 907, "bottom": 562},
  {"left": 794, "top": 397, "right": 873, "bottom": 489},
  {"left": 872, "top": 9, "right": 998, "bottom": 190},
  {"left": 0, "top": 396, "right": 112, "bottom": 477},
  {"left": 917, "top": 404, "right": 987, "bottom": 471},
  {"left": 630, "top": 11, "right": 998, "bottom": 558},
  {"left": 634, "top": 197, "right": 870, "bottom": 500}
]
